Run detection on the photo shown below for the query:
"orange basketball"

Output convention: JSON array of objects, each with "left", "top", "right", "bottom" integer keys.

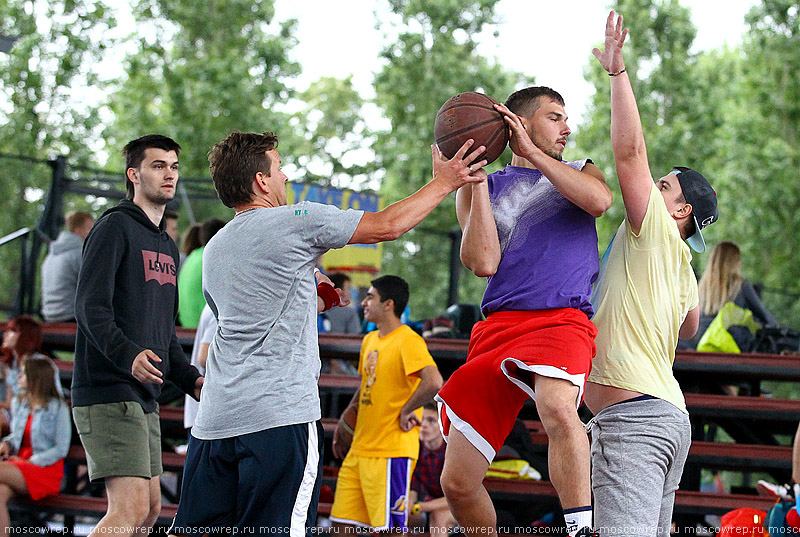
[{"left": 434, "top": 92, "right": 509, "bottom": 166}]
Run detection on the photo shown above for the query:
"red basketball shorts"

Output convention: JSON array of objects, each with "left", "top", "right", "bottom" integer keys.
[{"left": 435, "top": 308, "right": 597, "bottom": 462}]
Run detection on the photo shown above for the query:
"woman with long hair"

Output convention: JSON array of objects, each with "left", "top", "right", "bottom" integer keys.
[
  {"left": 0, "top": 355, "right": 71, "bottom": 534},
  {"left": 696, "top": 241, "right": 779, "bottom": 345},
  {"left": 0, "top": 316, "right": 44, "bottom": 434}
]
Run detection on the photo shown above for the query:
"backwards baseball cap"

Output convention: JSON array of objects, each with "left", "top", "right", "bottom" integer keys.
[{"left": 672, "top": 167, "right": 718, "bottom": 253}]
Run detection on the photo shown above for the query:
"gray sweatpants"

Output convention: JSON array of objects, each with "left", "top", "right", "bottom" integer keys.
[{"left": 589, "top": 397, "right": 691, "bottom": 537}]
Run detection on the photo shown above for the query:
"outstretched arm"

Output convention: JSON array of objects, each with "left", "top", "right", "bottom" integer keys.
[
  {"left": 350, "top": 141, "right": 487, "bottom": 244},
  {"left": 593, "top": 11, "right": 652, "bottom": 233}
]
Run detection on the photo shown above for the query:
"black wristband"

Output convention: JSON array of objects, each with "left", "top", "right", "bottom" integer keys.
[{"left": 609, "top": 68, "right": 627, "bottom": 77}]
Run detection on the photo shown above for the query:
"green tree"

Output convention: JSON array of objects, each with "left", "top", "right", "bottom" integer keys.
[
  {"left": 716, "top": 0, "right": 800, "bottom": 326},
  {"left": 290, "top": 76, "right": 379, "bottom": 191},
  {"left": 576, "top": 0, "right": 800, "bottom": 328},
  {"left": 0, "top": 0, "right": 115, "bottom": 309},
  {"left": 373, "top": 0, "right": 527, "bottom": 319},
  {"left": 576, "top": 0, "right": 705, "bottom": 248},
  {"left": 104, "top": 0, "right": 301, "bottom": 225}
]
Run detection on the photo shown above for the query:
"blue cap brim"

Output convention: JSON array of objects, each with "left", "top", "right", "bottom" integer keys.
[{"left": 687, "top": 216, "right": 707, "bottom": 253}]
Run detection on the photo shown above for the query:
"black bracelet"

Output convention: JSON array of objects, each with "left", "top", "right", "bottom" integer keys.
[{"left": 609, "top": 68, "right": 627, "bottom": 77}]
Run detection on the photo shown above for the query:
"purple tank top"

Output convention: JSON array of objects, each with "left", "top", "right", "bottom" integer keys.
[{"left": 481, "top": 161, "right": 599, "bottom": 317}]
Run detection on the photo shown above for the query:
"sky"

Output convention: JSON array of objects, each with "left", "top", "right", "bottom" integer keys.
[{"left": 272, "top": 0, "right": 758, "bottom": 125}]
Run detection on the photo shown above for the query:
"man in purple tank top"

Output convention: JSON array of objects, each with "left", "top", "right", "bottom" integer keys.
[{"left": 435, "top": 87, "right": 611, "bottom": 536}]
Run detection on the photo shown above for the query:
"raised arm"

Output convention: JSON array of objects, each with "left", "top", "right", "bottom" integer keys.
[
  {"left": 593, "top": 11, "right": 652, "bottom": 233},
  {"left": 493, "top": 102, "right": 611, "bottom": 217},
  {"left": 349, "top": 141, "right": 487, "bottom": 244},
  {"left": 456, "top": 178, "right": 501, "bottom": 277}
]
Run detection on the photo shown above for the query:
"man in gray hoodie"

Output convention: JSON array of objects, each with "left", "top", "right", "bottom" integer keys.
[{"left": 41, "top": 211, "right": 94, "bottom": 322}]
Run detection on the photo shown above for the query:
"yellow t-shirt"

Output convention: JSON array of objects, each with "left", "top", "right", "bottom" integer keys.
[
  {"left": 350, "top": 325, "right": 436, "bottom": 459},
  {"left": 589, "top": 182, "right": 698, "bottom": 413}
]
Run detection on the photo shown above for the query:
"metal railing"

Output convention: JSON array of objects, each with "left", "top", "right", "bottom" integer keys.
[{"left": 0, "top": 227, "right": 32, "bottom": 316}]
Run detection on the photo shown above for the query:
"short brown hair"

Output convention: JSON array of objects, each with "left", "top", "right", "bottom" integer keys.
[
  {"left": 208, "top": 132, "right": 279, "bottom": 208},
  {"left": 505, "top": 87, "right": 565, "bottom": 120},
  {"left": 122, "top": 134, "right": 181, "bottom": 200},
  {"left": 65, "top": 211, "right": 93, "bottom": 232}
]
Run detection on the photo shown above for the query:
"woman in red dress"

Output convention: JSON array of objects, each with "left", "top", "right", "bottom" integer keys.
[{"left": 0, "top": 355, "right": 71, "bottom": 535}]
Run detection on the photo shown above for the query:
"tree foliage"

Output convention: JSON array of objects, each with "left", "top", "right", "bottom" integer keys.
[
  {"left": 717, "top": 0, "right": 800, "bottom": 325},
  {"left": 290, "top": 76, "right": 378, "bottom": 191},
  {"left": 576, "top": 0, "right": 702, "bottom": 246},
  {"left": 3, "top": 0, "right": 800, "bottom": 329},
  {"left": 0, "top": 0, "right": 114, "bottom": 308},
  {"left": 576, "top": 0, "right": 800, "bottom": 327},
  {"left": 373, "top": 0, "right": 528, "bottom": 319},
  {"left": 103, "top": 0, "right": 300, "bottom": 224}
]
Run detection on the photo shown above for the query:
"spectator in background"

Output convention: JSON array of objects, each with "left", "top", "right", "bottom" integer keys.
[
  {"left": 184, "top": 304, "right": 216, "bottom": 431},
  {"left": 164, "top": 210, "right": 180, "bottom": 244},
  {"left": 408, "top": 402, "right": 456, "bottom": 534},
  {"left": 0, "top": 355, "right": 71, "bottom": 536},
  {"left": 40, "top": 211, "right": 95, "bottom": 322},
  {"left": 319, "top": 272, "right": 360, "bottom": 375},
  {"left": 178, "top": 218, "right": 226, "bottom": 328},
  {"left": 1, "top": 316, "right": 45, "bottom": 411},
  {"left": 179, "top": 223, "right": 202, "bottom": 269},
  {"left": 325, "top": 273, "right": 361, "bottom": 334},
  {"left": 330, "top": 275, "right": 443, "bottom": 532},
  {"left": 694, "top": 241, "right": 779, "bottom": 347},
  {"left": 0, "top": 317, "right": 63, "bottom": 430}
]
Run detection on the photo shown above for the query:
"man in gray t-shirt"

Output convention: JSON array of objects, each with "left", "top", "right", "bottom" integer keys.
[{"left": 171, "top": 131, "right": 489, "bottom": 534}]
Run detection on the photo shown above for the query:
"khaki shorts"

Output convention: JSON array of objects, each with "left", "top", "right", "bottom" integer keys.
[{"left": 73, "top": 401, "right": 162, "bottom": 482}]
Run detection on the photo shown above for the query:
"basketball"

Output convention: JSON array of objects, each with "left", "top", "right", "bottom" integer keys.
[{"left": 434, "top": 92, "right": 509, "bottom": 166}]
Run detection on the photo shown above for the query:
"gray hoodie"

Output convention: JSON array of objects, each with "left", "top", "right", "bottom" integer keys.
[{"left": 41, "top": 230, "right": 83, "bottom": 321}]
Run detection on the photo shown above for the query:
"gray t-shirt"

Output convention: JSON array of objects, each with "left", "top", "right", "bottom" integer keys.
[{"left": 192, "top": 201, "right": 363, "bottom": 440}]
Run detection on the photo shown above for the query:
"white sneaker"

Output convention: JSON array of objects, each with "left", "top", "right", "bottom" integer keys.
[{"left": 757, "top": 480, "right": 794, "bottom": 501}]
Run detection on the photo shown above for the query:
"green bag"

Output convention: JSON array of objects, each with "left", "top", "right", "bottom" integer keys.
[{"left": 697, "top": 302, "right": 761, "bottom": 353}]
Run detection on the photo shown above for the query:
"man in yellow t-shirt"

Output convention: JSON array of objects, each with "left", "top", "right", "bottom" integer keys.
[
  {"left": 330, "top": 275, "right": 443, "bottom": 531},
  {"left": 585, "top": 12, "right": 719, "bottom": 536}
]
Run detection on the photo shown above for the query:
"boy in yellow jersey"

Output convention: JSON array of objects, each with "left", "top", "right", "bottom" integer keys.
[
  {"left": 585, "top": 12, "right": 719, "bottom": 536},
  {"left": 330, "top": 275, "right": 443, "bottom": 531}
]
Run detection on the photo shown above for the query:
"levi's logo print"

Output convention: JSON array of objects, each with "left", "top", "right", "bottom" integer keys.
[
  {"left": 361, "top": 350, "right": 378, "bottom": 406},
  {"left": 141, "top": 250, "right": 177, "bottom": 286}
]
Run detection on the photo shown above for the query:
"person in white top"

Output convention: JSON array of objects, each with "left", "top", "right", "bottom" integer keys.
[{"left": 184, "top": 305, "right": 217, "bottom": 430}]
